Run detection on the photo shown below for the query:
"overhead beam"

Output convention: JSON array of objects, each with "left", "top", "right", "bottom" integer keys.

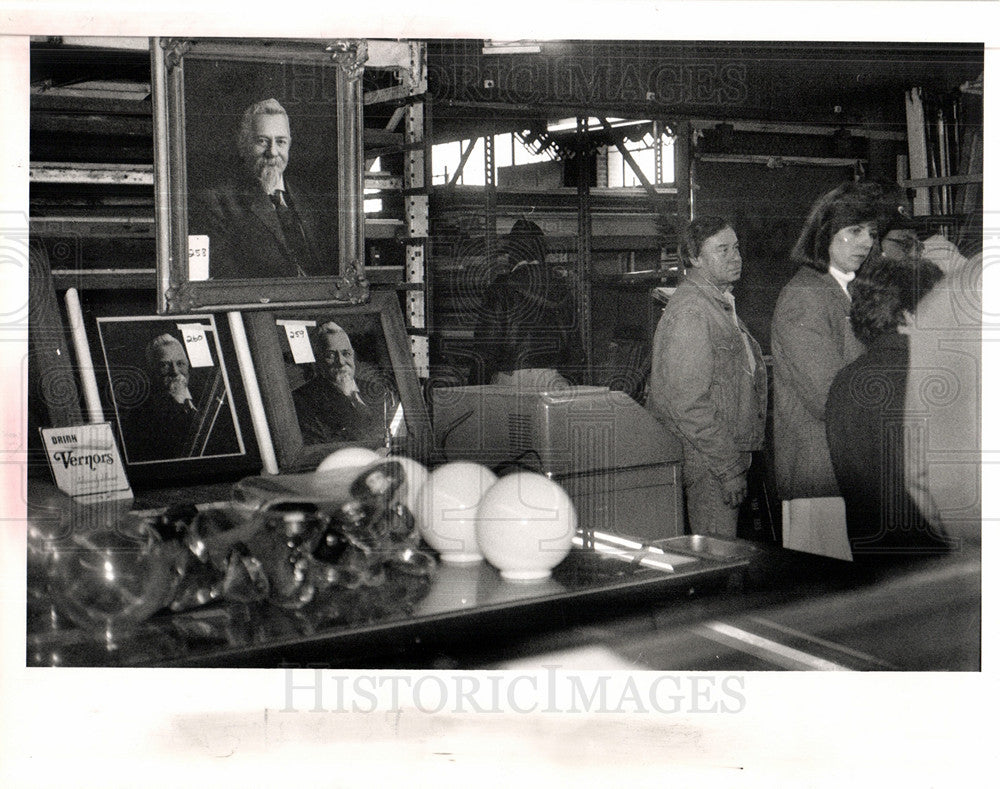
[
  {"left": 689, "top": 119, "right": 906, "bottom": 142},
  {"left": 447, "top": 139, "right": 478, "bottom": 187},
  {"left": 695, "top": 153, "right": 864, "bottom": 168}
]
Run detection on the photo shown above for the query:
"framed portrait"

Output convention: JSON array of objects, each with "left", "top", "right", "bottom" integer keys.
[
  {"left": 243, "top": 291, "right": 430, "bottom": 471},
  {"left": 89, "top": 310, "right": 260, "bottom": 484},
  {"left": 151, "top": 37, "right": 369, "bottom": 313}
]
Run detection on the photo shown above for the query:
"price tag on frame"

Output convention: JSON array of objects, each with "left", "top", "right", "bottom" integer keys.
[
  {"left": 277, "top": 320, "right": 317, "bottom": 365},
  {"left": 187, "top": 235, "right": 210, "bottom": 281},
  {"left": 176, "top": 323, "right": 215, "bottom": 368}
]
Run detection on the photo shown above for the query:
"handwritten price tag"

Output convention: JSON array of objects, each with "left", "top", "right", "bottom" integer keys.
[
  {"left": 177, "top": 323, "right": 214, "bottom": 368},
  {"left": 277, "top": 319, "right": 317, "bottom": 364},
  {"left": 187, "top": 235, "right": 210, "bottom": 281}
]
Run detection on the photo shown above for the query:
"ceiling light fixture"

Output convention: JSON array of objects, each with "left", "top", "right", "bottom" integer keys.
[{"left": 482, "top": 40, "right": 542, "bottom": 55}]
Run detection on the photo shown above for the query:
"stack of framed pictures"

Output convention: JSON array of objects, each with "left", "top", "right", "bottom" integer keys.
[
  {"left": 77, "top": 291, "right": 429, "bottom": 483},
  {"left": 28, "top": 37, "right": 430, "bottom": 489}
]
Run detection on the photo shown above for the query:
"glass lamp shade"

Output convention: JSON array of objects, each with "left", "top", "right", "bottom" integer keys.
[
  {"left": 415, "top": 462, "right": 497, "bottom": 563},
  {"left": 44, "top": 525, "right": 186, "bottom": 649},
  {"left": 475, "top": 472, "right": 576, "bottom": 581}
]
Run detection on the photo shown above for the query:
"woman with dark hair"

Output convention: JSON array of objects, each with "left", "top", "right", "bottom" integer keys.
[
  {"left": 770, "top": 180, "right": 881, "bottom": 557},
  {"left": 648, "top": 216, "right": 767, "bottom": 537},
  {"left": 825, "top": 256, "right": 950, "bottom": 561}
]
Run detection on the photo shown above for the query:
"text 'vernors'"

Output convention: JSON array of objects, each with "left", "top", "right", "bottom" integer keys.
[{"left": 52, "top": 450, "right": 116, "bottom": 470}]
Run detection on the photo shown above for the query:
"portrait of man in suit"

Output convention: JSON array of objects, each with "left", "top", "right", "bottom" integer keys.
[
  {"left": 122, "top": 332, "right": 241, "bottom": 463},
  {"left": 189, "top": 98, "right": 339, "bottom": 279},
  {"left": 291, "top": 320, "right": 399, "bottom": 447}
]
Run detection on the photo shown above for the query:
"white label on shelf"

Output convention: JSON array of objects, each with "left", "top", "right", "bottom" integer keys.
[
  {"left": 188, "top": 235, "right": 210, "bottom": 280},
  {"left": 177, "top": 323, "right": 214, "bottom": 367},
  {"left": 277, "top": 319, "right": 317, "bottom": 364},
  {"left": 40, "top": 422, "right": 132, "bottom": 502}
]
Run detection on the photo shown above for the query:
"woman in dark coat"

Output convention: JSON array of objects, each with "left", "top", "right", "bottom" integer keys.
[{"left": 770, "top": 181, "right": 883, "bottom": 557}]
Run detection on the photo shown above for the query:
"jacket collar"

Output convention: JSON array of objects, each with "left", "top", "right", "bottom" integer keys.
[
  {"left": 799, "top": 265, "right": 852, "bottom": 307},
  {"left": 683, "top": 268, "right": 735, "bottom": 305},
  {"left": 827, "top": 265, "right": 855, "bottom": 296}
]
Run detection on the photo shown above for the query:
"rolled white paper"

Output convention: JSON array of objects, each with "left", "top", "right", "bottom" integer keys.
[
  {"left": 228, "top": 311, "right": 279, "bottom": 475},
  {"left": 63, "top": 287, "right": 103, "bottom": 423}
]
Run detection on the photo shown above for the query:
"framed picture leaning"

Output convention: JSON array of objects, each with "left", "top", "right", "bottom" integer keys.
[
  {"left": 243, "top": 291, "right": 430, "bottom": 471},
  {"left": 90, "top": 310, "right": 260, "bottom": 484}
]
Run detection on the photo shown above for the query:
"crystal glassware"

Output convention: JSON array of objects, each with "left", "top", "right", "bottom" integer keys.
[{"left": 43, "top": 516, "right": 186, "bottom": 650}]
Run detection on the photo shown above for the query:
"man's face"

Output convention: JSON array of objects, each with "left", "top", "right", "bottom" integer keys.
[
  {"left": 243, "top": 113, "right": 291, "bottom": 190},
  {"left": 881, "top": 229, "right": 923, "bottom": 262},
  {"left": 317, "top": 330, "right": 356, "bottom": 391},
  {"left": 693, "top": 226, "right": 742, "bottom": 287},
  {"left": 151, "top": 342, "right": 190, "bottom": 400}
]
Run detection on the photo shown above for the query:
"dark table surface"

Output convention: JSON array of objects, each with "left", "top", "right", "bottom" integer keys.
[
  {"left": 25, "top": 479, "right": 981, "bottom": 671},
  {"left": 470, "top": 547, "right": 981, "bottom": 672}
]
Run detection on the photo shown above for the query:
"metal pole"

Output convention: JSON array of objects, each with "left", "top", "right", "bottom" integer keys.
[{"left": 576, "top": 117, "right": 593, "bottom": 385}]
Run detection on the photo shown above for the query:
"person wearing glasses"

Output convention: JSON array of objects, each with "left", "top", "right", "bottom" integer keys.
[
  {"left": 124, "top": 333, "right": 238, "bottom": 462},
  {"left": 876, "top": 184, "right": 967, "bottom": 275},
  {"left": 292, "top": 321, "right": 397, "bottom": 446}
]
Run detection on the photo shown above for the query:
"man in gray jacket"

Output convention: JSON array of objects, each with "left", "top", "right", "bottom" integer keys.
[{"left": 648, "top": 216, "right": 767, "bottom": 537}]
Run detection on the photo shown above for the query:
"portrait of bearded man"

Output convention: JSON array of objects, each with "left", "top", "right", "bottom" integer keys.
[
  {"left": 291, "top": 320, "right": 399, "bottom": 446},
  {"left": 123, "top": 333, "right": 241, "bottom": 462},
  {"left": 188, "top": 98, "right": 339, "bottom": 278}
]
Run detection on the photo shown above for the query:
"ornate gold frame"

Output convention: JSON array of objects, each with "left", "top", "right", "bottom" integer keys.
[{"left": 151, "top": 37, "right": 369, "bottom": 313}]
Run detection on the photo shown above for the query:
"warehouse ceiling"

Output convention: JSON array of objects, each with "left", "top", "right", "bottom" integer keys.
[
  {"left": 421, "top": 39, "right": 983, "bottom": 140},
  {"left": 29, "top": 37, "right": 983, "bottom": 140}
]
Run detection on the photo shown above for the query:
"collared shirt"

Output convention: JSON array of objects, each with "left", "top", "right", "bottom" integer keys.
[
  {"left": 266, "top": 177, "right": 289, "bottom": 205},
  {"left": 719, "top": 290, "right": 757, "bottom": 376},
  {"left": 828, "top": 265, "right": 856, "bottom": 297}
]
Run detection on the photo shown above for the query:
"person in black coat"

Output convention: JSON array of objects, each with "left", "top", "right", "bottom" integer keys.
[
  {"left": 474, "top": 219, "right": 584, "bottom": 389},
  {"left": 825, "top": 255, "right": 952, "bottom": 561}
]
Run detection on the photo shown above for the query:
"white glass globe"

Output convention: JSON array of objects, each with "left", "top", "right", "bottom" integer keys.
[
  {"left": 475, "top": 472, "right": 577, "bottom": 581},
  {"left": 415, "top": 462, "right": 497, "bottom": 563}
]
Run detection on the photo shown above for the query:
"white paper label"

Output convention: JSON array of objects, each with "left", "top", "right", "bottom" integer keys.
[
  {"left": 40, "top": 423, "right": 132, "bottom": 502},
  {"left": 389, "top": 402, "right": 405, "bottom": 437},
  {"left": 177, "top": 323, "right": 214, "bottom": 368},
  {"left": 277, "top": 320, "right": 317, "bottom": 364},
  {"left": 188, "top": 235, "right": 210, "bottom": 281}
]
